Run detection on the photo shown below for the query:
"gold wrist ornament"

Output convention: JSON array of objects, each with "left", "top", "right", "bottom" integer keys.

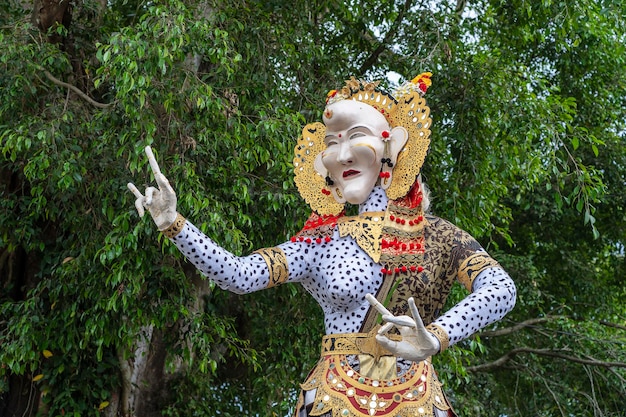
[
  {"left": 162, "top": 213, "right": 186, "bottom": 239},
  {"left": 425, "top": 322, "right": 450, "bottom": 352}
]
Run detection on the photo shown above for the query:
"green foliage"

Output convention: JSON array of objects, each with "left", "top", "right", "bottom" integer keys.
[{"left": 1, "top": 0, "right": 625, "bottom": 416}]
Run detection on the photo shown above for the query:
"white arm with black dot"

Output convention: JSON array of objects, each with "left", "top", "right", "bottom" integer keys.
[
  {"left": 170, "top": 220, "right": 310, "bottom": 294},
  {"left": 428, "top": 267, "right": 516, "bottom": 348}
]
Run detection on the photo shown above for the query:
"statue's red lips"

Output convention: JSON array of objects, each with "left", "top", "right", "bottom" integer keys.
[{"left": 343, "top": 169, "right": 359, "bottom": 178}]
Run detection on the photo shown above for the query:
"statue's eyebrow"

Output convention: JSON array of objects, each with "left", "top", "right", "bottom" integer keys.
[
  {"left": 324, "top": 133, "right": 338, "bottom": 144},
  {"left": 347, "top": 126, "right": 372, "bottom": 135}
]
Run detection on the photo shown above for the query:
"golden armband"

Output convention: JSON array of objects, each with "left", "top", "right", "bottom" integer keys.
[
  {"left": 426, "top": 323, "right": 450, "bottom": 353},
  {"left": 457, "top": 252, "right": 501, "bottom": 291},
  {"left": 254, "top": 247, "right": 290, "bottom": 288}
]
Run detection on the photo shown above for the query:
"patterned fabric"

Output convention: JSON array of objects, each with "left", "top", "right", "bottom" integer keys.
[
  {"left": 297, "top": 355, "right": 451, "bottom": 417},
  {"left": 386, "top": 215, "right": 490, "bottom": 324}
]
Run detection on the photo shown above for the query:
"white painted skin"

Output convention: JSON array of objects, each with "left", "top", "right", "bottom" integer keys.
[{"left": 315, "top": 100, "right": 407, "bottom": 204}]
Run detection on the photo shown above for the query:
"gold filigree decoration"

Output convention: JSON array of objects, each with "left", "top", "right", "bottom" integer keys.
[
  {"left": 337, "top": 212, "right": 386, "bottom": 262},
  {"left": 321, "top": 327, "right": 400, "bottom": 360},
  {"left": 162, "top": 213, "right": 186, "bottom": 239},
  {"left": 253, "top": 247, "right": 290, "bottom": 288},
  {"left": 299, "top": 354, "right": 452, "bottom": 417},
  {"left": 425, "top": 323, "right": 450, "bottom": 352},
  {"left": 386, "top": 94, "right": 432, "bottom": 200},
  {"left": 457, "top": 252, "right": 501, "bottom": 291},
  {"left": 294, "top": 75, "right": 433, "bottom": 213},
  {"left": 293, "top": 122, "right": 344, "bottom": 216}
]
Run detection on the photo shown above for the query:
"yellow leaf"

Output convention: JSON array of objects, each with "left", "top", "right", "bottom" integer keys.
[
  {"left": 98, "top": 401, "right": 110, "bottom": 411},
  {"left": 62, "top": 257, "right": 74, "bottom": 264},
  {"left": 33, "top": 374, "right": 44, "bottom": 382},
  {"left": 43, "top": 350, "right": 53, "bottom": 358}
]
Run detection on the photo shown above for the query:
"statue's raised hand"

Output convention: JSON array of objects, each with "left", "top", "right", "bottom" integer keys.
[
  {"left": 127, "top": 146, "right": 178, "bottom": 230},
  {"left": 365, "top": 293, "right": 440, "bottom": 362}
]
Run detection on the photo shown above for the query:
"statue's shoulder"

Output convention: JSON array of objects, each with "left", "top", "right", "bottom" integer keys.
[
  {"left": 424, "top": 214, "right": 475, "bottom": 247},
  {"left": 424, "top": 214, "right": 455, "bottom": 231},
  {"left": 291, "top": 211, "right": 344, "bottom": 242}
]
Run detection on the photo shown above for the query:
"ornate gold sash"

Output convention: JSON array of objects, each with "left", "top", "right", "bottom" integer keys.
[
  {"left": 297, "top": 330, "right": 453, "bottom": 417},
  {"left": 299, "top": 354, "right": 450, "bottom": 417}
]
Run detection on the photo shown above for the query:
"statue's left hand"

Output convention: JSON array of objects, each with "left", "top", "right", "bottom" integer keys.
[
  {"left": 365, "top": 293, "right": 440, "bottom": 362},
  {"left": 127, "top": 146, "right": 178, "bottom": 231}
]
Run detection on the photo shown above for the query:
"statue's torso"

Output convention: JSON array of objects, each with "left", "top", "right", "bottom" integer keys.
[{"left": 298, "top": 215, "right": 473, "bottom": 334}]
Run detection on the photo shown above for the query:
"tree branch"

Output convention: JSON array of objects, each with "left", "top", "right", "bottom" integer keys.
[
  {"left": 358, "top": 0, "right": 413, "bottom": 74},
  {"left": 467, "top": 348, "right": 626, "bottom": 373},
  {"left": 477, "top": 316, "right": 566, "bottom": 338},
  {"left": 599, "top": 320, "right": 626, "bottom": 332},
  {"left": 44, "top": 70, "right": 113, "bottom": 109}
]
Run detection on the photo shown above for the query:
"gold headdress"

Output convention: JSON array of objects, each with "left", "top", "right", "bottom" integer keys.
[{"left": 293, "top": 73, "right": 433, "bottom": 216}]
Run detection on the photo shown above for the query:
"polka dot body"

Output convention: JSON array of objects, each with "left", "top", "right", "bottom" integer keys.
[
  {"left": 295, "top": 229, "right": 383, "bottom": 334},
  {"left": 168, "top": 186, "right": 517, "bottom": 344}
]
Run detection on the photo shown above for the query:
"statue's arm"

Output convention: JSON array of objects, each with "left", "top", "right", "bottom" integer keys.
[
  {"left": 166, "top": 218, "right": 308, "bottom": 293},
  {"left": 426, "top": 266, "right": 517, "bottom": 351},
  {"left": 128, "top": 146, "right": 309, "bottom": 294}
]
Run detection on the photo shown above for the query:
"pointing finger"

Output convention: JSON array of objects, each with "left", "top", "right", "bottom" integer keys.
[
  {"left": 382, "top": 314, "right": 416, "bottom": 328},
  {"left": 408, "top": 298, "right": 426, "bottom": 329},
  {"left": 145, "top": 146, "right": 162, "bottom": 177}
]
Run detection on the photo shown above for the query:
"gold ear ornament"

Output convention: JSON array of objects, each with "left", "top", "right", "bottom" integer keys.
[{"left": 293, "top": 122, "right": 345, "bottom": 215}]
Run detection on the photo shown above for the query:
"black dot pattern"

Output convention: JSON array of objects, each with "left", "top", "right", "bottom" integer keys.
[
  {"left": 170, "top": 186, "right": 516, "bottom": 340},
  {"left": 434, "top": 266, "right": 516, "bottom": 346}
]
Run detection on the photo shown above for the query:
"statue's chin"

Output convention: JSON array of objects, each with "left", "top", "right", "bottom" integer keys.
[{"left": 342, "top": 188, "right": 372, "bottom": 205}]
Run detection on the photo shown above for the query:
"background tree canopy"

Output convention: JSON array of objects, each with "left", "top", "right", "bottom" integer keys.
[{"left": 1, "top": 0, "right": 625, "bottom": 416}]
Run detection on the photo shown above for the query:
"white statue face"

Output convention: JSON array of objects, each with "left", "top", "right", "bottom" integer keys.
[{"left": 318, "top": 100, "right": 391, "bottom": 204}]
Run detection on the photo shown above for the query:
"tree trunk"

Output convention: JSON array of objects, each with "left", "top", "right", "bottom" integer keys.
[{"left": 31, "top": 0, "right": 72, "bottom": 44}]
